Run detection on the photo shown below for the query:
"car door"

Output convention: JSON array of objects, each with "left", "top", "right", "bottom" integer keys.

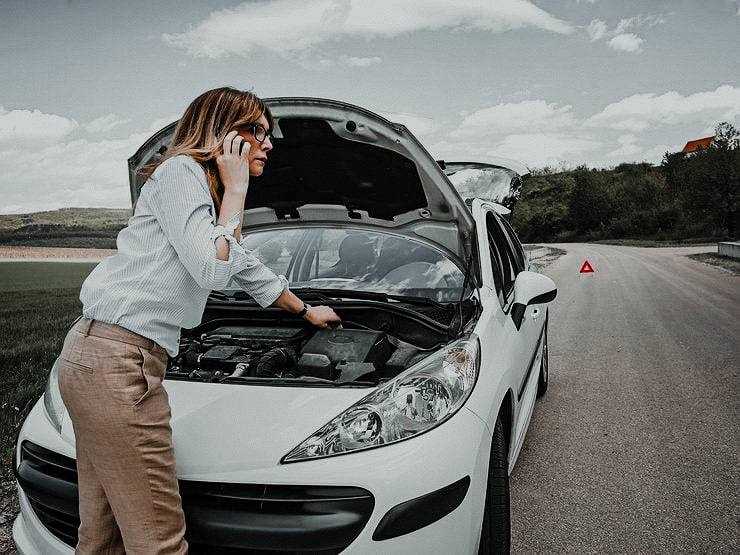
[
  {"left": 490, "top": 211, "right": 545, "bottom": 451},
  {"left": 466, "top": 200, "right": 536, "bottom": 466},
  {"left": 483, "top": 208, "right": 534, "bottom": 395}
]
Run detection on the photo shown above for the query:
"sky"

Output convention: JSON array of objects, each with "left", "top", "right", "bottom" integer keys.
[{"left": 0, "top": 0, "right": 738, "bottom": 214}]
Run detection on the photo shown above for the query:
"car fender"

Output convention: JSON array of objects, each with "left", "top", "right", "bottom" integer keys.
[{"left": 466, "top": 287, "right": 522, "bottom": 442}]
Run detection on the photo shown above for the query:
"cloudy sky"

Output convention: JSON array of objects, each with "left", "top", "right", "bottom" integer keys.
[{"left": 1, "top": 0, "right": 738, "bottom": 214}]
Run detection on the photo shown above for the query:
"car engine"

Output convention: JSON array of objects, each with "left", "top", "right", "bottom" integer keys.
[{"left": 167, "top": 319, "right": 429, "bottom": 385}]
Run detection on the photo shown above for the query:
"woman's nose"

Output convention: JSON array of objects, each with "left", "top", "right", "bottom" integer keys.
[{"left": 262, "top": 136, "right": 273, "bottom": 152}]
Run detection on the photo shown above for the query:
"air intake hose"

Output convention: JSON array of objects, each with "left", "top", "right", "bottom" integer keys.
[{"left": 255, "top": 347, "right": 298, "bottom": 378}]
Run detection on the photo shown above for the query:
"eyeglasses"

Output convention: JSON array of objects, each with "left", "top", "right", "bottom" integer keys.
[{"left": 242, "top": 122, "right": 273, "bottom": 144}]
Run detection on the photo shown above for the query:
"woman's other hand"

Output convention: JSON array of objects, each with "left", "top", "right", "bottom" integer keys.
[
  {"left": 216, "top": 130, "right": 251, "bottom": 194},
  {"left": 305, "top": 305, "right": 342, "bottom": 329}
]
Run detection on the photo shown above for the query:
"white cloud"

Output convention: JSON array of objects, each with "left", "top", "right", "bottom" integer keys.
[
  {"left": 164, "top": 0, "right": 573, "bottom": 59},
  {"left": 450, "top": 100, "right": 577, "bottom": 138},
  {"left": 586, "top": 19, "right": 607, "bottom": 41},
  {"left": 584, "top": 13, "right": 663, "bottom": 53},
  {"left": 340, "top": 55, "right": 382, "bottom": 67},
  {"left": 484, "top": 132, "right": 598, "bottom": 167},
  {"left": 0, "top": 116, "right": 166, "bottom": 213},
  {"left": 0, "top": 106, "right": 78, "bottom": 145},
  {"left": 146, "top": 116, "right": 179, "bottom": 132},
  {"left": 607, "top": 33, "right": 644, "bottom": 52},
  {"left": 608, "top": 133, "right": 640, "bottom": 157},
  {"left": 433, "top": 84, "right": 739, "bottom": 169},
  {"left": 587, "top": 84, "right": 740, "bottom": 130},
  {"left": 84, "top": 114, "right": 131, "bottom": 134},
  {"left": 427, "top": 98, "right": 594, "bottom": 167},
  {"left": 4, "top": 84, "right": 738, "bottom": 213}
]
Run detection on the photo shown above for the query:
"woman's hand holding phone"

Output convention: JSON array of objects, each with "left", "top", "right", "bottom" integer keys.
[{"left": 216, "top": 130, "right": 251, "bottom": 194}]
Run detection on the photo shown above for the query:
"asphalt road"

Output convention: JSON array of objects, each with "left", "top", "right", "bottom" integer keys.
[{"left": 510, "top": 244, "right": 738, "bottom": 553}]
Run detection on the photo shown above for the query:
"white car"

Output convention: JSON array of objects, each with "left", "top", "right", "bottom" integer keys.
[{"left": 13, "top": 98, "right": 556, "bottom": 554}]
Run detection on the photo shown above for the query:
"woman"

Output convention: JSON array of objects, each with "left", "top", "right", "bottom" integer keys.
[{"left": 57, "top": 86, "right": 341, "bottom": 554}]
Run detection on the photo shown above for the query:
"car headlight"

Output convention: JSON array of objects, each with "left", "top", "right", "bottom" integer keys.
[
  {"left": 43, "top": 358, "right": 64, "bottom": 433},
  {"left": 281, "top": 334, "right": 480, "bottom": 463}
]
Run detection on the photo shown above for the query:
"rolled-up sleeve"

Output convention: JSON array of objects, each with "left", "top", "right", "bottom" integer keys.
[
  {"left": 225, "top": 262, "right": 289, "bottom": 308},
  {"left": 147, "top": 155, "right": 289, "bottom": 304}
]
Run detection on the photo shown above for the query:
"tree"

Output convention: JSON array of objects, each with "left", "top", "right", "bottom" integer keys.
[{"left": 661, "top": 121, "right": 739, "bottom": 238}]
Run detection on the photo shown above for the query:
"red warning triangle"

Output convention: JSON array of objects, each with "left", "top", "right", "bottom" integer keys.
[{"left": 579, "top": 260, "right": 594, "bottom": 273}]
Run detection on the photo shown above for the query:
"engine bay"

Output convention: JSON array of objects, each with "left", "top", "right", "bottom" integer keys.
[{"left": 168, "top": 318, "right": 434, "bottom": 386}]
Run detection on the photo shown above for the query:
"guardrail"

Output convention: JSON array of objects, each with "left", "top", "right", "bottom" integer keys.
[{"left": 718, "top": 242, "right": 740, "bottom": 259}]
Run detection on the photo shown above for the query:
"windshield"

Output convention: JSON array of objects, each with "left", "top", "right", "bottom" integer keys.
[{"left": 230, "top": 227, "right": 466, "bottom": 302}]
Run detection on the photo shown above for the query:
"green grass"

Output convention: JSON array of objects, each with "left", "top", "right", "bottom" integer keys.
[
  {"left": 0, "top": 261, "right": 97, "bottom": 477},
  {"left": 0, "top": 261, "right": 98, "bottom": 291}
]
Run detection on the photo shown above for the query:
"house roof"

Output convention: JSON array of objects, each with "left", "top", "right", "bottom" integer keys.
[{"left": 682, "top": 136, "right": 714, "bottom": 154}]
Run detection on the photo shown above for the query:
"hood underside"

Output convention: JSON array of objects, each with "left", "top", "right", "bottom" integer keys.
[{"left": 128, "top": 97, "right": 475, "bottom": 267}]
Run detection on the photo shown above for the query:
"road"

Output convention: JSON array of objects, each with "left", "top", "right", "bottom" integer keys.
[{"left": 511, "top": 244, "right": 738, "bottom": 552}]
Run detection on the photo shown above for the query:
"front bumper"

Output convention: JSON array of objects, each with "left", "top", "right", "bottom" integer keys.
[{"left": 14, "top": 397, "right": 491, "bottom": 554}]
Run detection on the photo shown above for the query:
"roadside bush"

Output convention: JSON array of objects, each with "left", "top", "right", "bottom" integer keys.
[{"left": 510, "top": 122, "right": 737, "bottom": 243}]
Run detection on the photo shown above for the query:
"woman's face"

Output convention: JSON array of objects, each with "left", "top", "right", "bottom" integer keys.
[{"left": 235, "top": 113, "right": 273, "bottom": 177}]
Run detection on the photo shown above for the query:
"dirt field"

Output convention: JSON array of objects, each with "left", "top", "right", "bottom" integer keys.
[{"left": 0, "top": 246, "right": 115, "bottom": 262}]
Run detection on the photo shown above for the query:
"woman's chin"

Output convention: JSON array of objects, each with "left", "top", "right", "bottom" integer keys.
[{"left": 249, "top": 165, "right": 265, "bottom": 177}]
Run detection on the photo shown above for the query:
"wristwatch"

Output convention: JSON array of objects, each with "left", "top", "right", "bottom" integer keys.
[{"left": 298, "top": 302, "right": 311, "bottom": 319}]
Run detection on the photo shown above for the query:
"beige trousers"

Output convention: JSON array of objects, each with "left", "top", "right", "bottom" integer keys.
[{"left": 57, "top": 317, "right": 188, "bottom": 554}]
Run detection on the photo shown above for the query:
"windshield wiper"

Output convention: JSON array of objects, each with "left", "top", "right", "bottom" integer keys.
[
  {"left": 210, "top": 287, "right": 452, "bottom": 309},
  {"left": 207, "top": 290, "right": 258, "bottom": 303},
  {"left": 291, "top": 287, "right": 450, "bottom": 308}
]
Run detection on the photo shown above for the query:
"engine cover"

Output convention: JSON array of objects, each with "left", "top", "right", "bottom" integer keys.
[{"left": 300, "top": 328, "right": 393, "bottom": 365}]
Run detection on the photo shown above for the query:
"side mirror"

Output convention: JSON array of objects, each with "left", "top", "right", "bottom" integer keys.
[{"left": 510, "top": 271, "right": 557, "bottom": 330}]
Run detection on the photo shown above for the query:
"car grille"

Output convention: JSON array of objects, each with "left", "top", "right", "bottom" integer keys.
[
  {"left": 16, "top": 441, "right": 374, "bottom": 553},
  {"left": 16, "top": 440, "right": 81, "bottom": 546}
]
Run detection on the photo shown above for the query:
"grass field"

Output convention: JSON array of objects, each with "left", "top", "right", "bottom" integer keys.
[{"left": 0, "top": 261, "right": 97, "bottom": 477}]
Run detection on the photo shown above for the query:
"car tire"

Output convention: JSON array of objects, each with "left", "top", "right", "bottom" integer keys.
[
  {"left": 477, "top": 417, "right": 511, "bottom": 554},
  {"left": 536, "top": 316, "right": 548, "bottom": 398}
]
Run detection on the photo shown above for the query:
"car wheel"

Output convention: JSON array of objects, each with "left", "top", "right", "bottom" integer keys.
[
  {"left": 536, "top": 317, "right": 548, "bottom": 398},
  {"left": 477, "top": 417, "right": 511, "bottom": 554}
]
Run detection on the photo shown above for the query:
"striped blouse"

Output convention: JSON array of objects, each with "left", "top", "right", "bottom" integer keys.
[{"left": 79, "top": 154, "right": 289, "bottom": 358}]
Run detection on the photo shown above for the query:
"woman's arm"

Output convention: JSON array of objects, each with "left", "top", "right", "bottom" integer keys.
[
  {"left": 214, "top": 189, "right": 246, "bottom": 260},
  {"left": 146, "top": 155, "right": 285, "bottom": 300}
]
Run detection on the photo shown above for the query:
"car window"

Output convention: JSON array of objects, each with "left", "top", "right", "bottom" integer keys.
[
  {"left": 486, "top": 211, "right": 517, "bottom": 301},
  {"left": 311, "top": 230, "right": 346, "bottom": 277},
  {"left": 486, "top": 226, "right": 506, "bottom": 307},
  {"left": 243, "top": 228, "right": 303, "bottom": 276},
  {"left": 237, "top": 227, "right": 466, "bottom": 302},
  {"left": 498, "top": 216, "right": 525, "bottom": 272}
]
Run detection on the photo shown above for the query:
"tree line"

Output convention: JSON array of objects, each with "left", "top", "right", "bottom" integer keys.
[{"left": 509, "top": 122, "right": 739, "bottom": 243}]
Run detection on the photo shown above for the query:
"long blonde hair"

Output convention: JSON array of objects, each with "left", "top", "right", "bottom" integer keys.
[{"left": 140, "top": 86, "right": 273, "bottom": 212}]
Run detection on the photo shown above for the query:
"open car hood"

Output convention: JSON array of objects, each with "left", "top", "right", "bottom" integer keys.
[
  {"left": 440, "top": 157, "right": 530, "bottom": 206},
  {"left": 128, "top": 97, "right": 476, "bottom": 270}
]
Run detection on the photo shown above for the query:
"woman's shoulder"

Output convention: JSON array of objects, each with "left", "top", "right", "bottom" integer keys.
[{"left": 151, "top": 154, "right": 207, "bottom": 182}]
